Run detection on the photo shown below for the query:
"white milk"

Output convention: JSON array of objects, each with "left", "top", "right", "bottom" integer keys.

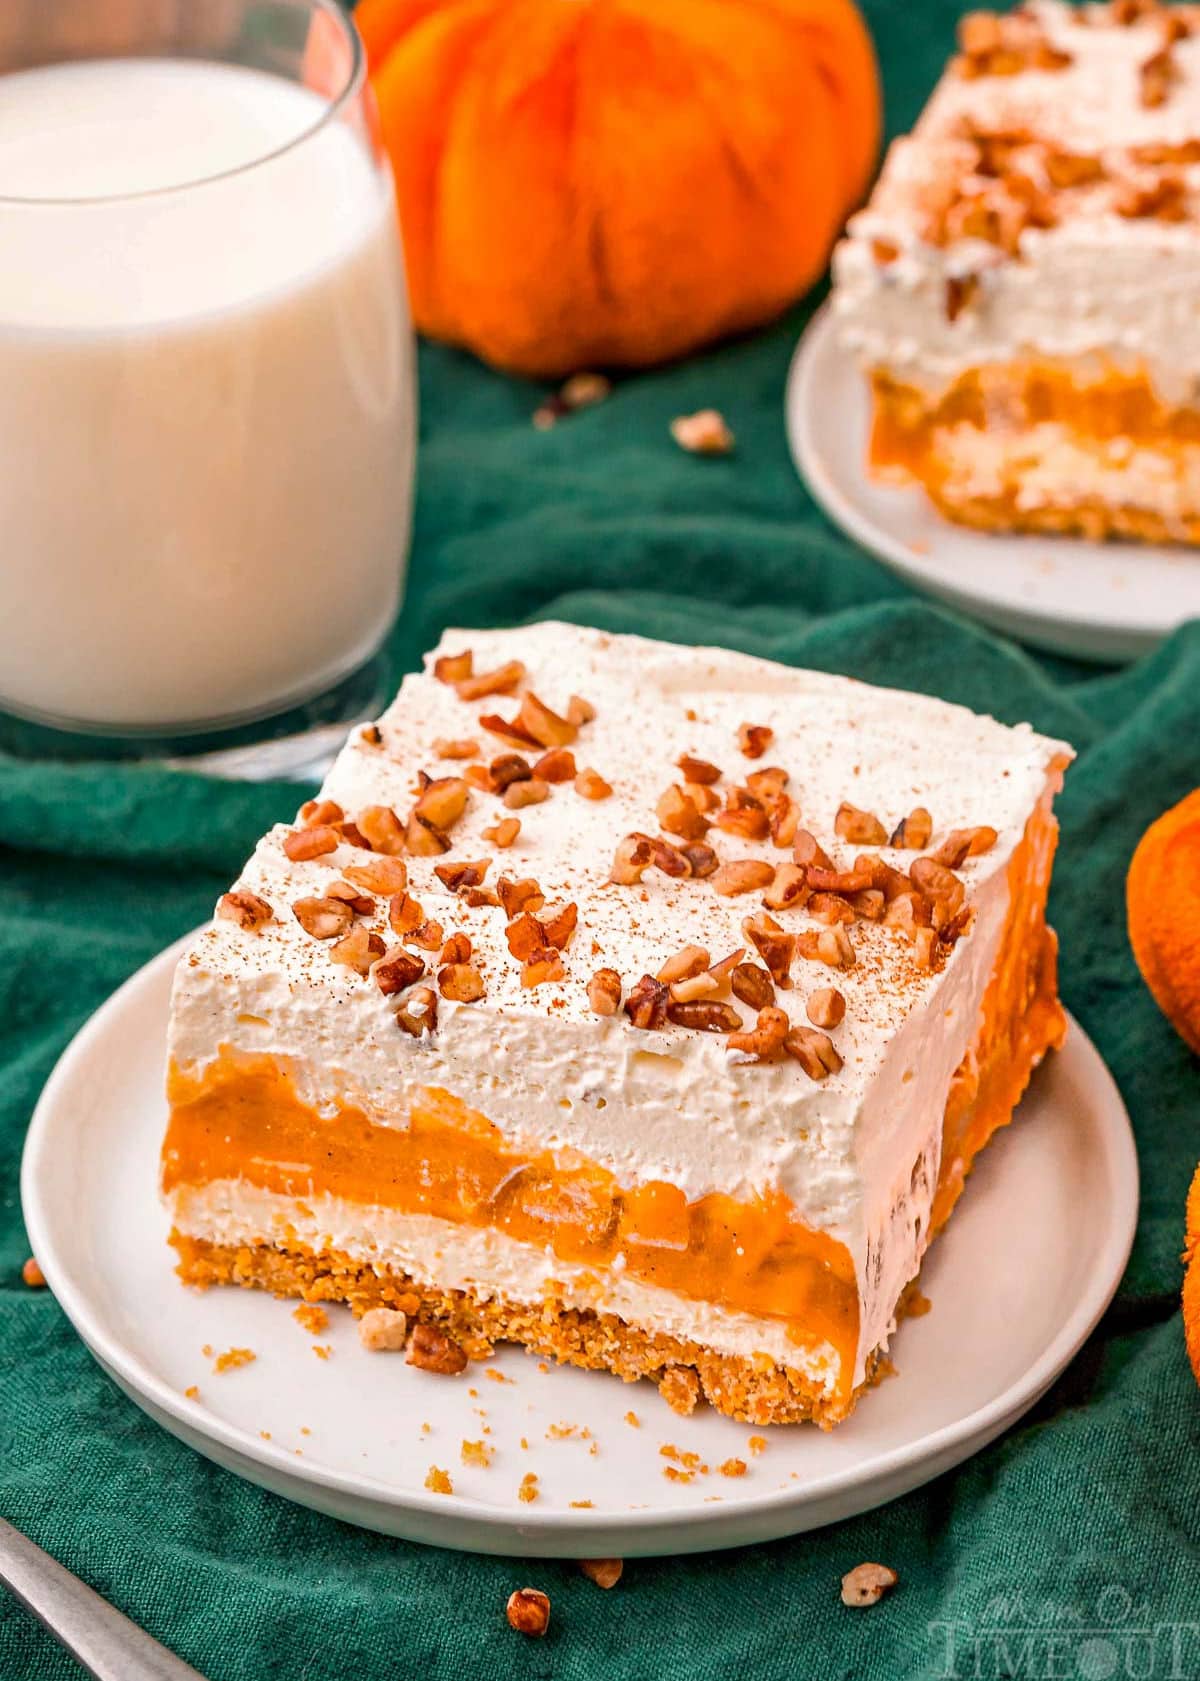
[{"left": 0, "top": 58, "right": 414, "bottom": 730}]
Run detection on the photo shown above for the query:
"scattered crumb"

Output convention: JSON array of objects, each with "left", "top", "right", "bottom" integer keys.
[
  {"left": 660, "top": 1444, "right": 703, "bottom": 1472},
  {"left": 520, "top": 1437, "right": 530, "bottom": 1450},
  {"left": 537, "top": 1361, "right": 550, "bottom": 1374},
  {"left": 748, "top": 1435, "right": 767, "bottom": 1456},
  {"left": 421, "top": 1422, "right": 432, "bottom": 1434},
  {"left": 670, "top": 408, "right": 735, "bottom": 456},
  {"left": 359, "top": 1307, "right": 408, "bottom": 1351},
  {"left": 547, "top": 1421, "right": 593, "bottom": 1441},
  {"left": 569, "top": 1500, "right": 594, "bottom": 1509},
  {"left": 623, "top": 1411, "right": 641, "bottom": 1428},
  {"left": 663, "top": 1466, "right": 695, "bottom": 1484},
  {"left": 183, "top": 1385, "right": 200, "bottom": 1401},
  {"left": 259, "top": 1430, "right": 272, "bottom": 1441},
  {"left": 201, "top": 1344, "right": 214, "bottom": 1358},
  {"left": 312, "top": 1344, "right": 332, "bottom": 1361},
  {"left": 841, "top": 1562, "right": 899, "bottom": 1609},
  {"left": 292, "top": 1302, "right": 329, "bottom": 1336},
  {"left": 300, "top": 1427, "right": 311, "bottom": 1436},
  {"left": 518, "top": 1473, "right": 539, "bottom": 1504},
  {"left": 21, "top": 1257, "right": 46, "bottom": 1289},
  {"left": 461, "top": 1439, "right": 492, "bottom": 1469},
  {"left": 467, "top": 1387, "right": 479, "bottom": 1398},
  {"left": 485, "top": 1368, "right": 512, "bottom": 1385},
  {"left": 719, "top": 1458, "right": 748, "bottom": 1479},
  {"left": 424, "top": 1466, "right": 453, "bottom": 1495},
  {"left": 213, "top": 1347, "right": 255, "bottom": 1374},
  {"left": 907, "top": 1292, "right": 933, "bottom": 1318}
]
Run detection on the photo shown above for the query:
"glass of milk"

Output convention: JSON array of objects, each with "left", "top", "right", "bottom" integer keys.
[{"left": 0, "top": 0, "right": 414, "bottom": 753}]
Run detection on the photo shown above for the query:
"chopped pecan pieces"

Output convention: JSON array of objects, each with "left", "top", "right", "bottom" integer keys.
[
  {"left": 889, "top": 808, "right": 933, "bottom": 850},
  {"left": 669, "top": 971, "right": 719, "bottom": 1003},
  {"left": 798, "top": 925, "right": 856, "bottom": 969},
  {"left": 439, "top": 932, "right": 472, "bottom": 965},
  {"left": 763, "top": 863, "right": 810, "bottom": 911},
  {"left": 743, "top": 913, "right": 796, "bottom": 986},
  {"left": 292, "top": 896, "right": 354, "bottom": 940},
  {"left": 884, "top": 891, "right": 932, "bottom": 940},
  {"left": 356, "top": 804, "right": 406, "bottom": 856},
  {"left": 434, "top": 859, "right": 490, "bottom": 891},
  {"left": 506, "top": 1588, "right": 551, "bottom": 1638},
  {"left": 714, "top": 789, "right": 769, "bottom": 842},
  {"left": 575, "top": 768, "right": 613, "bottom": 800},
  {"left": 298, "top": 798, "right": 344, "bottom": 828},
  {"left": 516, "top": 691, "right": 578, "bottom": 748},
  {"left": 657, "top": 945, "right": 710, "bottom": 985},
  {"left": 624, "top": 974, "right": 670, "bottom": 1030},
  {"left": 415, "top": 777, "right": 470, "bottom": 831},
  {"left": 405, "top": 812, "right": 451, "bottom": 856},
  {"left": 805, "top": 866, "right": 872, "bottom": 896},
  {"left": 707, "top": 948, "right": 747, "bottom": 990},
  {"left": 1114, "top": 169, "right": 1188, "bottom": 220},
  {"left": 283, "top": 825, "right": 339, "bottom": 862},
  {"left": 408, "top": 920, "right": 446, "bottom": 952},
  {"left": 856, "top": 853, "right": 914, "bottom": 901},
  {"left": 360, "top": 723, "right": 382, "bottom": 747},
  {"left": 806, "top": 987, "right": 846, "bottom": 1029},
  {"left": 217, "top": 889, "right": 273, "bottom": 932},
  {"left": 433, "top": 737, "right": 479, "bottom": 760},
  {"left": 835, "top": 803, "right": 887, "bottom": 846},
  {"left": 851, "top": 889, "right": 885, "bottom": 922},
  {"left": 1140, "top": 45, "right": 1177, "bottom": 107},
  {"left": 408, "top": 1323, "right": 468, "bottom": 1375},
  {"left": 677, "top": 753, "right": 722, "bottom": 785},
  {"left": 807, "top": 892, "right": 856, "bottom": 926},
  {"left": 793, "top": 829, "right": 835, "bottom": 872},
  {"left": 648, "top": 837, "right": 693, "bottom": 878},
  {"left": 667, "top": 999, "right": 743, "bottom": 1033},
  {"left": 609, "top": 834, "right": 653, "bottom": 884},
  {"left": 931, "top": 826, "right": 997, "bottom": 867},
  {"left": 657, "top": 784, "right": 710, "bottom": 841},
  {"left": 330, "top": 924, "right": 386, "bottom": 976},
  {"left": 731, "top": 962, "right": 776, "bottom": 1010},
  {"left": 737, "top": 723, "right": 773, "bottom": 759},
  {"left": 784, "top": 1026, "right": 843, "bottom": 1081},
  {"left": 726, "top": 1005, "right": 790, "bottom": 1059},
  {"left": 497, "top": 876, "right": 545, "bottom": 918},
  {"left": 671, "top": 408, "right": 734, "bottom": 455},
  {"left": 486, "top": 753, "right": 532, "bottom": 790},
  {"left": 483, "top": 817, "right": 521, "bottom": 848},
  {"left": 455, "top": 660, "right": 525, "bottom": 701},
  {"left": 358, "top": 1308, "right": 408, "bottom": 1351},
  {"left": 324, "top": 880, "right": 374, "bottom": 916},
  {"left": 373, "top": 945, "right": 427, "bottom": 995},
  {"left": 680, "top": 840, "right": 719, "bottom": 878},
  {"left": 541, "top": 902, "right": 578, "bottom": 950},
  {"left": 521, "top": 948, "right": 567, "bottom": 988},
  {"left": 567, "top": 694, "right": 596, "bottom": 727},
  {"left": 578, "top": 1559, "right": 623, "bottom": 1591},
  {"left": 479, "top": 710, "right": 541, "bottom": 752},
  {"left": 503, "top": 777, "right": 550, "bottom": 810},
  {"left": 438, "top": 962, "right": 486, "bottom": 1002},
  {"left": 588, "top": 969, "right": 623, "bottom": 1015},
  {"left": 344, "top": 857, "right": 408, "bottom": 896},
  {"left": 389, "top": 892, "right": 425, "bottom": 935},
  {"left": 711, "top": 860, "right": 775, "bottom": 896},
  {"left": 910, "top": 857, "right": 967, "bottom": 927},
  {"left": 434, "top": 650, "right": 473, "bottom": 685},
  {"left": 533, "top": 747, "right": 576, "bottom": 783},
  {"left": 395, "top": 984, "right": 437, "bottom": 1037}
]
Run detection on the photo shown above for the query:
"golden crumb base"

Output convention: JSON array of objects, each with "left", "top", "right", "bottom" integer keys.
[
  {"left": 920, "top": 484, "right": 1200, "bottom": 547},
  {"left": 170, "top": 1231, "right": 897, "bottom": 1428}
]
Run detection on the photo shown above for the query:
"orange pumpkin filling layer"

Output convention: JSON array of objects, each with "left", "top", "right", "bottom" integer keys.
[
  {"left": 869, "top": 363, "right": 1200, "bottom": 478},
  {"left": 163, "top": 1063, "right": 862, "bottom": 1386}
]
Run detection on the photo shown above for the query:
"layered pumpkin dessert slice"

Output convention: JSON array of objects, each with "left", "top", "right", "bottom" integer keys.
[
  {"left": 832, "top": 0, "right": 1200, "bottom": 544},
  {"left": 163, "top": 623, "right": 1072, "bottom": 1426}
]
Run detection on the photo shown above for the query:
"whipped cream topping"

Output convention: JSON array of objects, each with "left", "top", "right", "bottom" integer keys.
[
  {"left": 833, "top": 1, "right": 1200, "bottom": 402},
  {"left": 168, "top": 622, "right": 1072, "bottom": 1384}
]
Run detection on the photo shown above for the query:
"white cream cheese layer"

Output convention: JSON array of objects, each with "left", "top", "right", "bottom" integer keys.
[
  {"left": 167, "top": 622, "right": 1072, "bottom": 1386},
  {"left": 832, "top": 1, "right": 1200, "bottom": 404},
  {"left": 171, "top": 1181, "right": 841, "bottom": 1391}
]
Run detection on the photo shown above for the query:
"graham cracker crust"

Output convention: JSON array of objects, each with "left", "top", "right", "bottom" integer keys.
[
  {"left": 921, "top": 484, "right": 1200, "bottom": 546},
  {"left": 171, "top": 1230, "right": 898, "bottom": 1428}
]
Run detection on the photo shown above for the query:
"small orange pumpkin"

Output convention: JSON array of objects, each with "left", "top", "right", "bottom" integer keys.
[
  {"left": 1186, "top": 1162, "right": 1200, "bottom": 1385},
  {"left": 357, "top": 0, "right": 880, "bottom": 377}
]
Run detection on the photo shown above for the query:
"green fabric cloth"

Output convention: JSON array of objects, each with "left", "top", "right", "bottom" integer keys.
[{"left": 4, "top": 3, "right": 1200, "bottom": 1675}]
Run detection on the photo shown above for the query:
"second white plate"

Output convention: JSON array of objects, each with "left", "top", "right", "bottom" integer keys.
[
  {"left": 21, "top": 937, "right": 1138, "bottom": 1558},
  {"left": 787, "top": 305, "right": 1200, "bottom": 662}
]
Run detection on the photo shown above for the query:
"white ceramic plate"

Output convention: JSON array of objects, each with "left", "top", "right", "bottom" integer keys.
[
  {"left": 786, "top": 305, "right": 1200, "bottom": 663},
  {"left": 22, "top": 936, "right": 1137, "bottom": 1558}
]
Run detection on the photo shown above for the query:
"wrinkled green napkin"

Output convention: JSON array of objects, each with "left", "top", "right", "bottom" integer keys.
[{"left": 3, "top": 3, "right": 1199, "bottom": 1675}]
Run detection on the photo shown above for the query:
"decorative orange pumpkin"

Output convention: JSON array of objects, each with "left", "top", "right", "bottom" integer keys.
[
  {"left": 357, "top": 0, "right": 881, "bottom": 377},
  {"left": 1127, "top": 789, "right": 1200, "bottom": 1389}
]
